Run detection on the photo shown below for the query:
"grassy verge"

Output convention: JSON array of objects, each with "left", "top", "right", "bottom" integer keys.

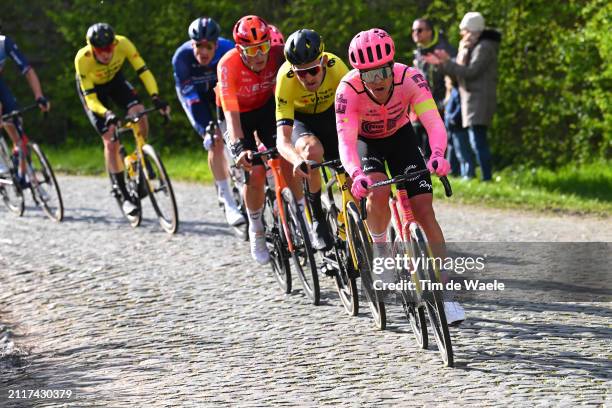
[
  {"left": 434, "top": 161, "right": 611, "bottom": 216},
  {"left": 44, "top": 144, "right": 214, "bottom": 183},
  {"left": 43, "top": 145, "right": 611, "bottom": 216}
]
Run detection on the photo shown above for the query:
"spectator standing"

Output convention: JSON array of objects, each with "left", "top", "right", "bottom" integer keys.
[
  {"left": 444, "top": 75, "right": 474, "bottom": 178},
  {"left": 425, "top": 12, "right": 501, "bottom": 181},
  {"left": 411, "top": 18, "right": 456, "bottom": 160}
]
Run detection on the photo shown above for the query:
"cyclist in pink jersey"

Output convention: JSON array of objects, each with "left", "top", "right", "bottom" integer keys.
[{"left": 336, "top": 28, "right": 464, "bottom": 325}]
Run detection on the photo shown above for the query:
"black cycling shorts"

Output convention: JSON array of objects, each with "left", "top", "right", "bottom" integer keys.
[
  {"left": 290, "top": 106, "right": 340, "bottom": 161},
  {"left": 357, "top": 122, "right": 433, "bottom": 197},
  {"left": 217, "top": 97, "right": 276, "bottom": 166},
  {"left": 76, "top": 71, "right": 141, "bottom": 135}
]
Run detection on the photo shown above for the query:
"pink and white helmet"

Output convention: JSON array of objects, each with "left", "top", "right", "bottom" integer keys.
[
  {"left": 268, "top": 24, "right": 285, "bottom": 46},
  {"left": 348, "top": 28, "right": 395, "bottom": 70}
]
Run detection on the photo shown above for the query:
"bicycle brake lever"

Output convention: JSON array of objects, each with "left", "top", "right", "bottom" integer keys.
[
  {"left": 440, "top": 176, "right": 453, "bottom": 197},
  {"left": 431, "top": 161, "right": 453, "bottom": 197}
]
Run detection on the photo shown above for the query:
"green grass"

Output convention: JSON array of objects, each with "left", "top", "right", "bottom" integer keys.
[
  {"left": 436, "top": 161, "right": 612, "bottom": 216},
  {"left": 43, "top": 144, "right": 611, "bottom": 216},
  {"left": 44, "top": 144, "right": 214, "bottom": 183}
]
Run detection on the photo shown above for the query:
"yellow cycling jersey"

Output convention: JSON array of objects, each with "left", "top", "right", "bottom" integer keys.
[
  {"left": 74, "top": 35, "right": 158, "bottom": 116},
  {"left": 275, "top": 52, "right": 349, "bottom": 125}
]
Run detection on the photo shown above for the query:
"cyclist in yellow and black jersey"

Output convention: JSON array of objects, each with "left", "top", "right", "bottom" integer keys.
[
  {"left": 74, "top": 23, "right": 170, "bottom": 216},
  {"left": 275, "top": 52, "right": 347, "bottom": 120},
  {"left": 275, "top": 29, "right": 349, "bottom": 251}
]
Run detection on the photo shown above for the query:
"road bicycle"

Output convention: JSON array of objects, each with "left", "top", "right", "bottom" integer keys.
[
  {"left": 305, "top": 159, "right": 385, "bottom": 328},
  {"left": 252, "top": 147, "right": 320, "bottom": 305},
  {"left": 110, "top": 107, "right": 178, "bottom": 234},
  {"left": 301, "top": 159, "right": 360, "bottom": 317},
  {"left": 0, "top": 104, "right": 63, "bottom": 221},
  {"left": 367, "top": 164, "right": 454, "bottom": 366}
]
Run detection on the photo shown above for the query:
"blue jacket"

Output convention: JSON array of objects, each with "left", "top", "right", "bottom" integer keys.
[
  {"left": 0, "top": 35, "right": 30, "bottom": 74},
  {"left": 444, "top": 87, "right": 463, "bottom": 130},
  {"left": 172, "top": 37, "right": 234, "bottom": 135}
]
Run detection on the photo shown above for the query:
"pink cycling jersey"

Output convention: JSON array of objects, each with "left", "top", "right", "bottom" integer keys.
[{"left": 335, "top": 62, "right": 447, "bottom": 177}]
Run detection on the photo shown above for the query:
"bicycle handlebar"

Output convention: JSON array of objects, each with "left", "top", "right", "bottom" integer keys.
[
  {"left": 123, "top": 106, "right": 161, "bottom": 124},
  {"left": 251, "top": 146, "right": 278, "bottom": 159},
  {"left": 369, "top": 164, "right": 453, "bottom": 198},
  {"left": 112, "top": 107, "right": 168, "bottom": 141},
  {"left": 309, "top": 158, "right": 344, "bottom": 172},
  {"left": 360, "top": 163, "right": 453, "bottom": 220},
  {"left": 1, "top": 103, "right": 40, "bottom": 121}
]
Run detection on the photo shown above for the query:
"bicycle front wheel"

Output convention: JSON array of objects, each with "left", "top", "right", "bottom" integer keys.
[
  {"left": 283, "top": 187, "right": 320, "bottom": 305},
  {"left": 325, "top": 201, "right": 358, "bottom": 316},
  {"left": 29, "top": 143, "right": 64, "bottom": 221},
  {"left": 142, "top": 144, "right": 179, "bottom": 234},
  {"left": 263, "top": 188, "right": 292, "bottom": 294},
  {"left": 411, "top": 225, "right": 453, "bottom": 367},
  {"left": 109, "top": 170, "right": 142, "bottom": 228},
  {"left": 345, "top": 201, "right": 386, "bottom": 330},
  {"left": 390, "top": 223, "right": 428, "bottom": 349},
  {"left": 0, "top": 138, "right": 24, "bottom": 216}
]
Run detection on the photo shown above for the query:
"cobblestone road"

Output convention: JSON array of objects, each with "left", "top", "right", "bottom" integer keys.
[{"left": 1, "top": 176, "right": 610, "bottom": 407}]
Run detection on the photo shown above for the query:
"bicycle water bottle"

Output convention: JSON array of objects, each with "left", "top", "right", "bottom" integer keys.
[{"left": 124, "top": 153, "right": 138, "bottom": 178}]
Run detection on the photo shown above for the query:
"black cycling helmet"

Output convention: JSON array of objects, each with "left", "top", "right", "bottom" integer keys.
[
  {"left": 87, "top": 23, "right": 115, "bottom": 48},
  {"left": 284, "top": 29, "right": 324, "bottom": 66},
  {"left": 188, "top": 17, "right": 221, "bottom": 42}
]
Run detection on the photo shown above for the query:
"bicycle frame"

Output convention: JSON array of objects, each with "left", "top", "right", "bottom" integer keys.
[
  {"left": 114, "top": 107, "right": 156, "bottom": 190},
  {"left": 377, "top": 168, "right": 452, "bottom": 292},
  {"left": 390, "top": 188, "right": 430, "bottom": 294},
  {"left": 258, "top": 149, "right": 295, "bottom": 253},
  {"left": 1, "top": 105, "right": 42, "bottom": 189},
  {"left": 318, "top": 161, "right": 366, "bottom": 272}
]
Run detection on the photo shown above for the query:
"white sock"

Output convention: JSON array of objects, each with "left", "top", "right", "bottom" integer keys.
[
  {"left": 370, "top": 230, "right": 387, "bottom": 243},
  {"left": 247, "top": 207, "right": 264, "bottom": 232},
  {"left": 217, "top": 178, "right": 240, "bottom": 211}
]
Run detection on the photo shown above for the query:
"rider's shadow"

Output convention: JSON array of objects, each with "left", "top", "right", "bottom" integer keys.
[{"left": 178, "top": 219, "right": 237, "bottom": 237}]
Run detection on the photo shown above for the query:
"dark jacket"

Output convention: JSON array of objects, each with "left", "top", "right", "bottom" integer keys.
[
  {"left": 443, "top": 29, "right": 502, "bottom": 127},
  {"left": 444, "top": 87, "right": 463, "bottom": 130},
  {"left": 413, "top": 30, "right": 457, "bottom": 110}
]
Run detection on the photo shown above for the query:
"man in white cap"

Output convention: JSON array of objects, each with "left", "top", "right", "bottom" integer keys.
[{"left": 424, "top": 12, "right": 502, "bottom": 181}]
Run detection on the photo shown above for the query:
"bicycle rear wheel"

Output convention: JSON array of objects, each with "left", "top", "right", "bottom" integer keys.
[
  {"left": 390, "top": 224, "right": 428, "bottom": 349},
  {"left": 142, "top": 144, "right": 179, "bottom": 234},
  {"left": 282, "top": 187, "right": 320, "bottom": 305},
  {"left": 28, "top": 143, "right": 64, "bottom": 221},
  {"left": 411, "top": 225, "right": 453, "bottom": 367},
  {"left": 325, "top": 201, "right": 358, "bottom": 316},
  {"left": 263, "top": 188, "right": 291, "bottom": 294},
  {"left": 346, "top": 201, "right": 386, "bottom": 330},
  {"left": 0, "top": 138, "right": 24, "bottom": 216},
  {"left": 229, "top": 163, "right": 249, "bottom": 240}
]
